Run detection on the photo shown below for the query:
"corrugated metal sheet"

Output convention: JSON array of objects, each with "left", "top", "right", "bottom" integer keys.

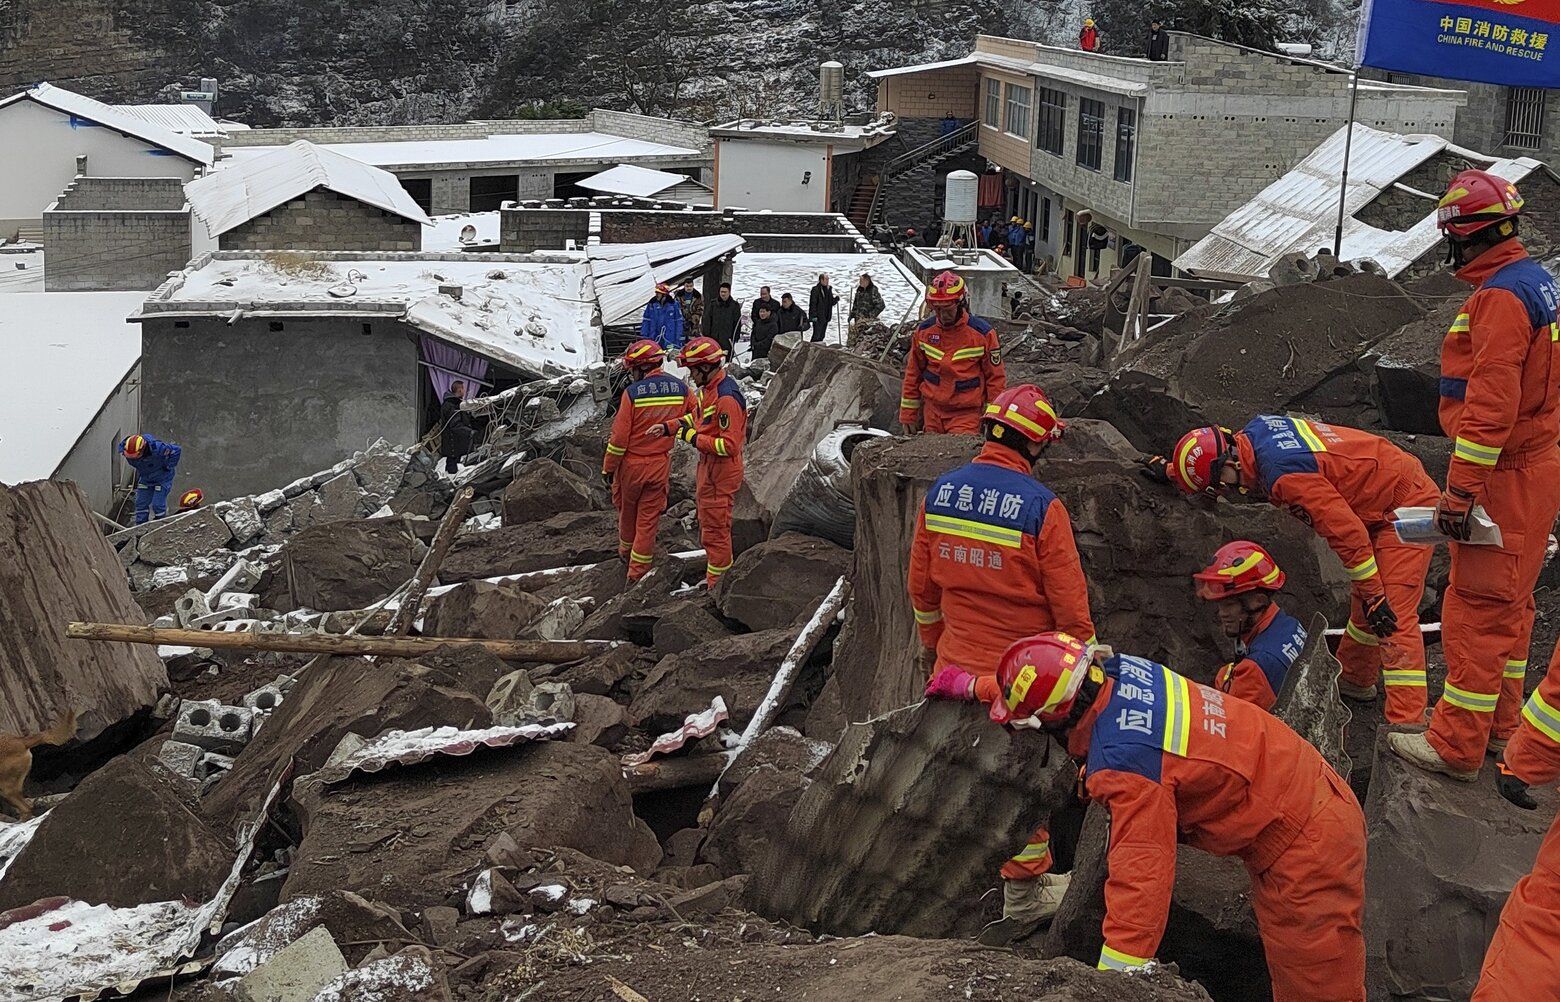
[
  {"left": 0, "top": 83, "right": 215, "bottom": 165},
  {"left": 114, "top": 103, "right": 223, "bottom": 136},
  {"left": 185, "top": 140, "right": 431, "bottom": 236},
  {"left": 1176, "top": 124, "right": 1544, "bottom": 280},
  {"left": 590, "top": 234, "right": 745, "bottom": 323},
  {"left": 578, "top": 163, "right": 707, "bottom": 199}
]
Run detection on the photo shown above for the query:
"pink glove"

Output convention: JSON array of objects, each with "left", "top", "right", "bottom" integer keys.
[{"left": 924, "top": 665, "right": 978, "bottom": 701}]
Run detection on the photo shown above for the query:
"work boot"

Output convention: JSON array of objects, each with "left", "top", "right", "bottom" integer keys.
[
  {"left": 1337, "top": 679, "right": 1378, "bottom": 702},
  {"left": 1388, "top": 730, "right": 1478, "bottom": 782},
  {"left": 976, "top": 873, "right": 1070, "bottom": 947},
  {"left": 1487, "top": 736, "right": 1509, "bottom": 756}
]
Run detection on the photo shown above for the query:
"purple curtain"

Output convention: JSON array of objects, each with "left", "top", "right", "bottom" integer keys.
[{"left": 418, "top": 335, "right": 491, "bottom": 399}]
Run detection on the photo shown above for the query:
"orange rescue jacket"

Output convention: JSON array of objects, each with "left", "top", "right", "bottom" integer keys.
[
  {"left": 1213, "top": 604, "right": 1307, "bottom": 712},
  {"left": 603, "top": 369, "right": 697, "bottom": 476},
  {"left": 899, "top": 310, "right": 1007, "bottom": 424},
  {"left": 677, "top": 368, "right": 747, "bottom": 486}
]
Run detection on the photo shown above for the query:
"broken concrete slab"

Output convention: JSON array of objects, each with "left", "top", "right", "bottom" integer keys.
[
  {"left": 423, "top": 580, "right": 545, "bottom": 641},
  {"left": 310, "top": 946, "right": 451, "bottom": 1002},
  {"left": 713, "top": 532, "right": 850, "bottom": 632},
  {"left": 0, "top": 755, "right": 233, "bottom": 911},
  {"left": 501, "top": 458, "right": 598, "bottom": 526},
  {"left": 650, "top": 596, "right": 738, "bottom": 656},
  {"left": 351, "top": 447, "right": 413, "bottom": 509},
  {"left": 217, "top": 498, "right": 265, "bottom": 546},
  {"left": 629, "top": 628, "right": 801, "bottom": 732},
  {"left": 158, "top": 739, "right": 204, "bottom": 777},
  {"left": 747, "top": 700, "right": 1073, "bottom": 938},
  {"left": 442, "top": 510, "right": 624, "bottom": 582},
  {"left": 257, "top": 517, "right": 423, "bottom": 613},
  {"left": 284, "top": 742, "right": 660, "bottom": 911},
  {"left": 294, "top": 471, "right": 366, "bottom": 530},
  {"left": 1364, "top": 729, "right": 1558, "bottom": 1000},
  {"left": 135, "top": 507, "right": 234, "bottom": 566},
  {"left": 0, "top": 481, "right": 166, "bottom": 742},
  {"left": 234, "top": 926, "right": 347, "bottom": 1002},
  {"left": 213, "top": 892, "right": 415, "bottom": 972}
]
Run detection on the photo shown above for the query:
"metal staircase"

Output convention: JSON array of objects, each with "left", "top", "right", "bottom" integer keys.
[{"left": 865, "top": 120, "right": 980, "bottom": 235}]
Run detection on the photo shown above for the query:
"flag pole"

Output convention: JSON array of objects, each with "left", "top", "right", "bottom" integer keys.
[{"left": 1333, "top": 70, "right": 1361, "bottom": 258}]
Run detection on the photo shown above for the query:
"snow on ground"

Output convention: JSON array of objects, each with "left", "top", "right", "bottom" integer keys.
[
  {"left": 0, "top": 246, "right": 45, "bottom": 293},
  {"left": 0, "top": 815, "right": 43, "bottom": 880},
  {"left": 0, "top": 899, "right": 205, "bottom": 1000},
  {"left": 425, "top": 211, "right": 501, "bottom": 252},
  {"left": 728, "top": 252, "right": 923, "bottom": 345},
  {"left": 229, "top": 132, "right": 700, "bottom": 169},
  {"left": 0, "top": 291, "right": 145, "bottom": 485}
]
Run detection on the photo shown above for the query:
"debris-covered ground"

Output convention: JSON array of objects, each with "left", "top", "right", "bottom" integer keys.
[{"left": 2, "top": 257, "right": 1558, "bottom": 1001}]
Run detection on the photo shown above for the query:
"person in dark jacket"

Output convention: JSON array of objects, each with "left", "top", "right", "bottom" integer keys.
[
  {"left": 848, "top": 273, "right": 887, "bottom": 347},
  {"left": 641, "top": 283, "right": 685, "bottom": 351},
  {"left": 701, "top": 282, "right": 742, "bottom": 353},
  {"left": 1147, "top": 20, "right": 1169, "bottom": 60},
  {"left": 751, "top": 302, "right": 780, "bottom": 360},
  {"left": 808, "top": 273, "right": 839, "bottom": 343},
  {"left": 750, "top": 286, "right": 780, "bottom": 325},
  {"left": 775, "top": 293, "right": 809, "bottom": 339},
  {"left": 439, "top": 380, "right": 475, "bottom": 474},
  {"left": 675, "top": 278, "right": 703, "bottom": 331}
]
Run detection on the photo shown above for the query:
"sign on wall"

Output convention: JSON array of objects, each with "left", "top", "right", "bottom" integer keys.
[{"left": 1357, "top": 0, "right": 1558, "bottom": 86}]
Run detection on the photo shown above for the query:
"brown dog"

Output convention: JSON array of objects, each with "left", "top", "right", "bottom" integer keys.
[{"left": 0, "top": 710, "right": 77, "bottom": 821}]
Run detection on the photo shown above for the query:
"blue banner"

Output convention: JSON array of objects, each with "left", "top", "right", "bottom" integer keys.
[{"left": 1357, "top": 0, "right": 1559, "bottom": 87}]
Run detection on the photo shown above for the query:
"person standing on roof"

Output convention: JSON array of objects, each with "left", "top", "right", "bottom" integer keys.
[
  {"left": 1079, "top": 17, "right": 1099, "bottom": 51},
  {"left": 1391, "top": 171, "right": 1560, "bottom": 782},
  {"left": 1195, "top": 541, "right": 1308, "bottom": 713},
  {"left": 808, "top": 273, "right": 838, "bottom": 344},
  {"left": 655, "top": 337, "right": 747, "bottom": 589},
  {"left": 900, "top": 271, "right": 1006, "bottom": 434},
  {"left": 702, "top": 282, "right": 742, "bottom": 355},
  {"left": 604, "top": 340, "right": 697, "bottom": 582},
  {"left": 641, "top": 283, "right": 685, "bottom": 353},
  {"left": 1146, "top": 20, "right": 1170, "bottom": 60},
  {"left": 987, "top": 632, "right": 1365, "bottom": 1001},
  {"left": 121, "top": 433, "right": 181, "bottom": 525},
  {"left": 1147, "top": 416, "right": 1438, "bottom": 727},
  {"left": 914, "top": 385, "right": 1092, "bottom": 945}
]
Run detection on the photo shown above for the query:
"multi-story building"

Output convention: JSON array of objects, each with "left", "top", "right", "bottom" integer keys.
[
  {"left": 870, "top": 33, "right": 1466, "bottom": 279},
  {"left": 1371, "top": 74, "right": 1556, "bottom": 165}
]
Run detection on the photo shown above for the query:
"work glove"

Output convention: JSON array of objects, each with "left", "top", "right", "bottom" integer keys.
[
  {"left": 1496, "top": 758, "right": 1537, "bottom": 810},
  {"left": 1435, "top": 486, "right": 1477, "bottom": 541},
  {"left": 1363, "top": 593, "right": 1397, "bottom": 639},
  {"left": 601, "top": 469, "right": 614, "bottom": 487},
  {"left": 1137, "top": 455, "right": 1171, "bottom": 485},
  {"left": 924, "top": 665, "right": 978, "bottom": 702}
]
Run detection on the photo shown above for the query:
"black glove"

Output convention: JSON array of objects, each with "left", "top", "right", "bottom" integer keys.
[
  {"left": 1138, "top": 455, "right": 1171, "bottom": 484},
  {"left": 601, "top": 469, "right": 614, "bottom": 487},
  {"left": 1497, "top": 758, "right": 1537, "bottom": 810},
  {"left": 1363, "top": 593, "right": 1397, "bottom": 638},
  {"left": 1435, "top": 486, "right": 1477, "bottom": 542}
]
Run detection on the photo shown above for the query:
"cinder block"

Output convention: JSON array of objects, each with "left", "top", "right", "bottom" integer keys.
[
  {"left": 197, "top": 751, "right": 236, "bottom": 782},
  {"left": 173, "top": 700, "right": 253, "bottom": 755},
  {"left": 158, "top": 739, "right": 204, "bottom": 777}
]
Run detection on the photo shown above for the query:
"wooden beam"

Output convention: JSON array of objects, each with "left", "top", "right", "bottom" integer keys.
[{"left": 388, "top": 486, "right": 473, "bottom": 636}]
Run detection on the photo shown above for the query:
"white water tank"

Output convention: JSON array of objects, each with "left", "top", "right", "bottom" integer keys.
[
  {"left": 944, "top": 170, "right": 979, "bottom": 224},
  {"left": 819, "top": 61, "right": 845, "bottom": 119}
]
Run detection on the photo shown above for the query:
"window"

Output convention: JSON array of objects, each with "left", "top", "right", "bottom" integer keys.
[
  {"left": 1114, "top": 106, "right": 1137, "bottom": 182},
  {"left": 1504, "top": 87, "right": 1547, "bottom": 151},
  {"left": 1040, "top": 197, "right": 1052, "bottom": 242},
  {"left": 984, "top": 78, "right": 1002, "bottom": 127},
  {"left": 1036, "top": 87, "right": 1066, "bottom": 156},
  {"left": 1062, "top": 210, "right": 1074, "bottom": 256},
  {"left": 1077, "top": 98, "right": 1105, "bottom": 171},
  {"left": 1004, "top": 83, "right": 1032, "bottom": 139}
]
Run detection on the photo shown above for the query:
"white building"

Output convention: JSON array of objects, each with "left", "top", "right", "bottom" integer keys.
[
  {"left": 711, "top": 116, "right": 898, "bottom": 214},
  {"left": 0, "top": 83, "right": 215, "bottom": 240}
]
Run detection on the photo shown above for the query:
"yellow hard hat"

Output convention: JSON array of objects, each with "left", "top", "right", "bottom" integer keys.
[{"left": 1084, "top": 17, "right": 1095, "bottom": 26}]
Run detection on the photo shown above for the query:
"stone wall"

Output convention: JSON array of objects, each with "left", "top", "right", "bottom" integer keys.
[
  {"left": 500, "top": 208, "right": 593, "bottom": 252},
  {"left": 875, "top": 65, "right": 981, "bottom": 120},
  {"left": 220, "top": 189, "right": 423, "bottom": 252},
  {"left": 43, "top": 176, "right": 193, "bottom": 291}
]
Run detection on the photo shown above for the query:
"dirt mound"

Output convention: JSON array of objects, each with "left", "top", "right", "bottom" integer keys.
[
  {"left": 1366, "top": 300, "right": 1458, "bottom": 434},
  {"left": 0, "top": 755, "right": 232, "bottom": 911},
  {"left": 284, "top": 742, "right": 661, "bottom": 911},
  {"left": 713, "top": 532, "right": 849, "bottom": 631},
  {"left": 443, "top": 510, "right": 693, "bottom": 582},
  {"left": 257, "top": 517, "right": 423, "bottom": 613},
  {"left": 501, "top": 458, "right": 599, "bottom": 526}
]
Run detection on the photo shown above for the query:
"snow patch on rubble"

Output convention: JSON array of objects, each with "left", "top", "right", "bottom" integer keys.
[
  {"left": 311, "top": 950, "right": 438, "bottom": 1002},
  {"left": 0, "top": 899, "right": 203, "bottom": 998},
  {"left": 466, "top": 869, "right": 496, "bottom": 916},
  {"left": 316, "top": 722, "right": 575, "bottom": 784},
  {"left": 0, "top": 816, "right": 44, "bottom": 880},
  {"left": 212, "top": 896, "right": 325, "bottom": 975}
]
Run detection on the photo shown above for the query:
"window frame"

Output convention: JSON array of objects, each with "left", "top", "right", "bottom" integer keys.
[
  {"left": 983, "top": 77, "right": 1002, "bottom": 128},
  {"left": 1035, "top": 87, "right": 1066, "bottom": 157},
  {"left": 1077, "top": 97, "right": 1105, "bottom": 172},
  {"left": 1113, "top": 105, "right": 1137, "bottom": 183},
  {"left": 1003, "top": 82, "right": 1033, "bottom": 140},
  {"left": 1503, "top": 86, "right": 1547, "bottom": 151}
]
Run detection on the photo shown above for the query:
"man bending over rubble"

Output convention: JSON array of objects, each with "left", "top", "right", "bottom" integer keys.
[
  {"left": 989, "top": 631, "right": 1366, "bottom": 1001},
  {"left": 604, "top": 340, "right": 696, "bottom": 582},
  {"left": 899, "top": 271, "right": 1006, "bottom": 435},
  {"left": 1149, "top": 417, "right": 1437, "bottom": 727},
  {"left": 913, "top": 384, "right": 1091, "bottom": 944},
  {"left": 1195, "top": 541, "right": 1306, "bottom": 712},
  {"left": 122, "top": 433, "right": 182, "bottom": 525}
]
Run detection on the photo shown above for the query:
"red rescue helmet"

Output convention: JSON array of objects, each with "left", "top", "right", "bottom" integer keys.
[
  {"left": 989, "top": 631, "right": 1098, "bottom": 727},
  {"left": 1193, "top": 540, "right": 1285, "bottom": 601},
  {"left": 623, "top": 339, "right": 666, "bottom": 370},
  {"left": 678, "top": 336, "right": 726, "bottom": 369},
  {"left": 122, "top": 434, "right": 147, "bottom": 459},
  {"left": 178, "top": 488, "right": 205, "bottom": 511},
  {"left": 984, "top": 384, "right": 1065, "bottom": 444},
  {"left": 655, "top": 282, "right": 672, "bottom": 294},
  {"left": 925, "top": 270, "right": 966, "bottom": 305},
  {"left": 1437, "top": 170, "right": 1524, "bottom": 238},
  {"left": 1168, "top": 425, "right": 1238, "bottom": 496}
]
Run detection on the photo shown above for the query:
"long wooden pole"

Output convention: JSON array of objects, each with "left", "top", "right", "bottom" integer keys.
[
  {"left": 66, "top": 622, "right": 613, "bottom": 664},
  {"left": 388, "top": 486, "right": 473, "bottom": 636}
]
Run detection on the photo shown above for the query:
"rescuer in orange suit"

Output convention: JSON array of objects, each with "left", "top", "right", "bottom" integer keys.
[
  {"left": 603, "top": 339, "right": 697, "bottom": 582},
  {"left": 1196, "top": 541, "right": 1308, "bottom": 713},
  {"left": 1388, "top": 171, "right": 1560, "bottom": 783},
  {"left": 653, "top": 337, "right": 746, "bottom": 589},
  {"left": 1149, "top": 416, "right": 1438, "bottom": 726},
  {"left": 989, "top": 632, "right": 1366, "bottom": 1002},
  {"left": 1474, "top": 640, "right": 1560, "bottom": 1000},
  {"left": 912, "top": 383, "right": 1093, "bottom": 944},
  {"left": 900, "top": 271, "right": 1006, "bottom": 434}
]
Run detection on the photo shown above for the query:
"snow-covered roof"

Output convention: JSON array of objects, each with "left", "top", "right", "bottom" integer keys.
[
  {"left": 866, "top": 56, "right": 979, "bottom": 79},
  {"left": 709, "top": 117, "right": 898, "bottom": 150},
  {"left": 578, "top": 164, "right": 707, "bottom": 199},
  {"left": 0, "top": 291, "right": 145, "bottom": 485},
  {"left": 227, "top": 132, "right": 702, "bottom": 170},
  {"left": 115, "top": 103, "right": 225, "bottom": 136},
  {"left": 974, "top": 52, "right": 1151, "bottom": 97},
  {"left": 0, "top": 83, "right": 215, "bottom": 165},
  {"left": 137, "top": 254, "right": 600, "bottom": 378},
  {"left": 185, "top": 141, "right": 430, "bottom": 237},
  {"left": 1176, "top": 124, "right": 1546, "bottom": 281},
  {"left": 590, "top": 234, "right": 745, "bottom": 323},
  {"left": 425, "top": 211, "right": 501, "bottom": 251},
  {"left": 730, "top": 252, "right": 924, "bottom": 332}
]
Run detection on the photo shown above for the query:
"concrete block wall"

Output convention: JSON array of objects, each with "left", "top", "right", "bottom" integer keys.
[
  {"left": 43, "top": 207, "right": 192, "bottom": 291},
  {"left": 587, "top": 109, "right": 710, "bottom": 152},
  {"left": 498, "top": 203, "right": 866, "bottom": 252},
  {"left": 53, "top": 176, "right": 188, "bottom": 211},
  {"left": 976, "top": 34, "right": 1170, "bottom": 86},
  {"left": 499, "top": 208, "right": 592, "bottom": 252},
  {"left": 876, "top": 66, "right": 982, "bottom": 120},
  {"left": 219, "top": 189, "right": 423, "bottom": 252},
  {"left": 222, "top": 109, "right": 710, "bottom": 153},
  {"left": 742, "top": 234, "right": 862, "bottom": 253},
  {"left": 1375, "top": 74, "right": 1557, "bottom": 162}
]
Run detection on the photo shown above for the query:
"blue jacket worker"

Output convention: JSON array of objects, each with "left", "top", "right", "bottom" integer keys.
[
  {"left": 641, "top": 283, "right": 686, "bottom": 352},
  {"left": 122, "top": 433, "right": 182, "bottom": 524}
]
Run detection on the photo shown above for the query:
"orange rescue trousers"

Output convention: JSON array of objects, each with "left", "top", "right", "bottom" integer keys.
[
  {"left": 613, "top": 454, "right": 671, "bottom": 582},
  {"left": 1474, "top": 808, "right": 1560, "bottom": 1001},
  {"left": 698, "top": 466, "right": 741, "bottom": 589},
  {"left": 1335, "top": 523, "right": 1435, "bottom": 724},
  {"left": 1430, "top": 449, "right": 1560, "bottom": 771},
  {"left": 922, "top": 405, "right": 985, "bottom": 435}
]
